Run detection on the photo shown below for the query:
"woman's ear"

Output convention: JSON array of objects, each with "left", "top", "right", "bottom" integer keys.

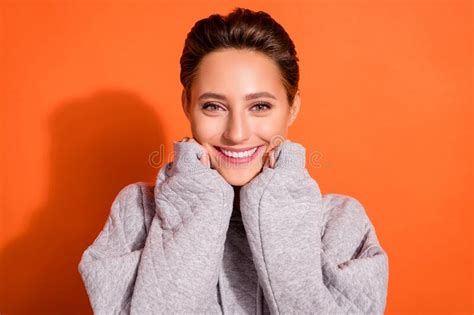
[
  {"left": 287, "top": 90, "right": 301, "bottom": 127},
  {"left": 181, "top": 89, "right": 191, "bottom": 121}
]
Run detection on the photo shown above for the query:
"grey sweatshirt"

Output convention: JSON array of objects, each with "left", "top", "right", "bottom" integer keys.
[{"left": 78, "top": 140, "right": 389, "bottom": 314}]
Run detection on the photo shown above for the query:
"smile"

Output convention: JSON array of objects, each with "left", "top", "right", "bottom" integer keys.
[{"left": 214, "top": 145, "right": 263, "bottom": 164}]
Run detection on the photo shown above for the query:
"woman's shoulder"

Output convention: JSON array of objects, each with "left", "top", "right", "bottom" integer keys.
[
  {"left": 114, "top": 181, "right": 155, "bottom": 213},
  {"left": 319, "top": 192, "right": 388, "bottom": 268},
  {"left": 321, "top": 192, "right": 367, "bottom": 216},
  {"left": 111, "top": 182, "right": 156, "bottom": 238},
  {"left": 320, "top": 193, "right": 373, "bottom": 237}
]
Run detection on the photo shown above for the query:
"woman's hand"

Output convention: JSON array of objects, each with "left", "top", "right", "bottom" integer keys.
[
  {"left": 175, "top": 136, "right": 211, "bottom": 168},
  {"left": 263, "top": 148, "right": 276, "bottom": 169},
  {"left": 263, "top": 137, "right": 289, "bottom": 169}
]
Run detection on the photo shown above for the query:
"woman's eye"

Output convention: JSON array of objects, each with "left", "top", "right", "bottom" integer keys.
[
  {"left": 251, "top": 102, "right": 272, "bottom": 111},
  {"left": 202, "top": 103, "right": 225, "bottom": 111},
  {"left": 202, "top": 102, "right": 271, "bottom": 112}
]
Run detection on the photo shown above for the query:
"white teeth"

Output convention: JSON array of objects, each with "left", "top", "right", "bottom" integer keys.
[{"left": 220, "top": 147, "right": 258, "bottom": 158}]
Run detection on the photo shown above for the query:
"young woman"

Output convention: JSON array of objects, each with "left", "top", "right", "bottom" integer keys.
[{"left": 78, "top": 7, "right": 389, "bottom": 314}]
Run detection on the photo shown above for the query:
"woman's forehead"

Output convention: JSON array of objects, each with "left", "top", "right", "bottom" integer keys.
[
  {"left": 197, "top": 48, "right": 279, "bottom": 76},
  {"left": 193, "top": 49, "right": 286, "bottom": 100}
]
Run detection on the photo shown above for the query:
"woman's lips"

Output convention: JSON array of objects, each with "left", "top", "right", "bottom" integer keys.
[
  {"left": 214, "top": 145, "right": 264, "bottom": 165},
  {"left": 216, "top": 145, "right": 260, "bottom": 152}
]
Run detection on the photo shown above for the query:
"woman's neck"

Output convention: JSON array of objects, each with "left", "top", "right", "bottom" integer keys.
[{"left": 232, "top": 185, "right": 241, "bottom": 210}]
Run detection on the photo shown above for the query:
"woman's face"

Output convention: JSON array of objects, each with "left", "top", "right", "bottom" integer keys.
[{"left": 182, "top": 48, "right": 301, "bottom": 186}]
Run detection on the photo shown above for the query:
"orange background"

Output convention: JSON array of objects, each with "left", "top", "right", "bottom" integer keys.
[{"left": 0, "top": 0, "right": 472, "bottom": 314}]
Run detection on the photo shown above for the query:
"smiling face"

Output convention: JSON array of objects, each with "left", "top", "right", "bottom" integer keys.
[{"left": 182, "top": 48, "right": 301, "bottom": 186}]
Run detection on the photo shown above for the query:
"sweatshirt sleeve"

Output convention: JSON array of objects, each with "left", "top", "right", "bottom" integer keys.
[
  {"left": 129, "top": 140, "right": 235, "bottom": 314},
  {"left": 239, "top": 141, "right": 389, "bottom": 314},
  {"left": 319, "top": 193, "right": 389, "bottom": 314},
  {"left": 78, "top": 182, "right": 155, "bottom": 314}
]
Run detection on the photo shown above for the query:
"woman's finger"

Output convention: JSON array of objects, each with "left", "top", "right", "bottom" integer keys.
[
  {"left": 263, "top": 148, "right": 276, "bottom": 169},
  {"left": 201, "top": 150, "right": 211, "bottom": 168},
  {"left": 263, "top": 150, "right": 270, "bottom": 168},
  {"left": 269, "top": 149, "right": 276, "bottom": 168},
  {"left": 183, "top": 137, "right": 211, "bottom": 168}
]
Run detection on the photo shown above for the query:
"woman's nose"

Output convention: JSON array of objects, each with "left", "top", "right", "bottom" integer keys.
[{"left": 223, "top": 113, "right": 250, "bottom": 143}]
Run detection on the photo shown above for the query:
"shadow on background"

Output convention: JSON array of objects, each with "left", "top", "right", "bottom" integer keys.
[{"left": 0, "top": 90, "right": 166, "bottom": 314}]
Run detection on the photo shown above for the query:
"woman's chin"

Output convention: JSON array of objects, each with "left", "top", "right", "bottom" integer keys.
[{"left": 214, "top": 165, "right": 262, "bottom": 186}]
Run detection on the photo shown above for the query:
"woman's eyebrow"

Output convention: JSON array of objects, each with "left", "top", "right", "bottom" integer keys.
[{"left": 198, "top": 92, "right": 277, "bottom": 101}]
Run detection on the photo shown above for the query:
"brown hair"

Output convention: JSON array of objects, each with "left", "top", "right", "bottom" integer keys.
[{"left": 180, "top": 7, "right": 300, "bottom": 107}]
